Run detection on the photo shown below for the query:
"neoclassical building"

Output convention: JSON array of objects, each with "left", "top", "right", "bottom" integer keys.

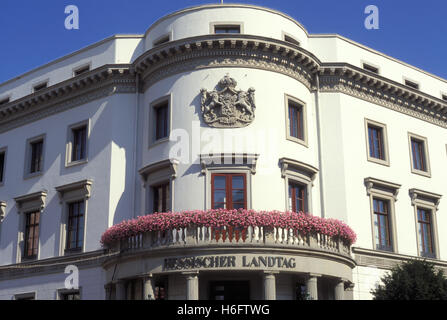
[{"left": 0, "top": 4, "right": 447, "bottom": 300}]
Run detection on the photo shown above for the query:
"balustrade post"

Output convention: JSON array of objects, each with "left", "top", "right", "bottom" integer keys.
[{"left": 185, "top": 226, "right": 197, "bottom": 245}]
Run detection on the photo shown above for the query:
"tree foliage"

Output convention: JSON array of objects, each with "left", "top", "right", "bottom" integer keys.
[{"left": 372, "top": 260, "right": 447, "bottom": 300}]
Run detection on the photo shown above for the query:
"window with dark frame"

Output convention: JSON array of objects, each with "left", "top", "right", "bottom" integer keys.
[
  {"left": 66, "top": 201, "right": 85, "bottom": 252},
  {"left": 33, "top": 82, "right": 48, "bottom": 92},
  {"left": 153, "top": 35, "right": 170, "bottom": 46},
  {"left": 288, "top": 182, "right": 307, "bottom": 213},
  {"left": 411, "top": 138, "right": 427, "bottom": 172},
  {"left": 214, "top": 25, "right": 241, "bottom": 34},
  {"left": 0, "top": 151, "right": 5, "bottom": 183},
  {"left": 152, "top": 183, "right": 170, "bottom": 213},
  {"left": 288, "top": 100, "right": 304, "bottom": 140},
  {"left": 211, "top": 174, "right": 246, "bottom": 210},
  {"left": 368, "top": 124, "right": 385, "bottom": 160},
  {"left": 0, "top": 97, "right": 10, "bottom": 105},
  {"left": 154, "top": 102, "right": 169, "bottom": 141},
  {"left": 373, "top": 198, "right": 392, "bottom": 251},
  {"left": 74, "top": 65, "right": 90, "bottom": 76},
  {"left": 284, "top": 35, "right": 300, "bottom": 46},
  {"left": 405, "top": 79, "right": 419, "bottom": 90},
  {"left": 30, "top": 139, "right": 43, "bottom": 174},
  {"left": 363, "top": 63, "right": 379, "bottom": 74},
  {"left": 60, "top": 291, "right": 81, "bottom": 300},
  {"left": 417, "top": 208, "right": 435, "bottom": 258},
  {"left": 23, "top": 211, "right": 40, "bottom": 259},
  {"left": 71, "top": 125, "right": 87, "bottom": 162},
  {"left": 442, "top": 94, "right": 447, "bottom": 102}
]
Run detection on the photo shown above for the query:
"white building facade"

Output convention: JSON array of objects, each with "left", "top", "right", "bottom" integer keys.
[{"left": 0, "top": 4, "right": 447, "bottom": 300}]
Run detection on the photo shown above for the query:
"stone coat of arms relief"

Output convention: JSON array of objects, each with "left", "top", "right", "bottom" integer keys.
[{"left": 200, "top": 75, "right": 256, "bottom": 128}]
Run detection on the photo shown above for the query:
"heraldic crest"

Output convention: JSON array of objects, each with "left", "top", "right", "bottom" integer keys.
[{"left": 200, "top": 75, "right": 256, "bottom": 128}]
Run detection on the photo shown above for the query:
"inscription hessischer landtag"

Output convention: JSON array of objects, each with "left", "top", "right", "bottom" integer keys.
[{"left": 163, "top": 255, "right": 296, "bottom": 271}]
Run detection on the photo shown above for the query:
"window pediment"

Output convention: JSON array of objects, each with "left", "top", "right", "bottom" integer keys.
[
  {"left": 200, "top": 153, "right": 259, "bottom": 175},
  {"left": 56, "top": 179, "right": 92, "bottom": 203},
  {"left": 279, "top": 158, "right": 318, "bottom": 182},
  {"left": 139, "top": 159, "right": 179, "bottom": 186},
  {"left": 14, "top": 191, "right": 47, "bottom": 213},
  {"left": 409, "top": 188, "right": 442, "bottom": 210},
  {"left": 364, "top": 177, "right": 401, "bottom": 200}
]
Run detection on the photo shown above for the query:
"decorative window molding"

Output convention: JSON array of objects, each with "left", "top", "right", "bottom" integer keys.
[
  {"left": 0, "top": 201, "right": 6, "bottom": 222},
  {"left": 285, "top": 94, "right": 308, "bottom": 147},
  {"left": 410, "top": 189, "right": 441, "bottom": 259},
  {"left": 56, "top": 180, "right": 92, "bottom": 255},
  {"left": 280, "top": 158, "right": 318, "bottom": 213},
  {"left": 149, "top": 94, "right": 172, "bottom": 148},
  {"left": 364, "top": 119, "right": 390, "bottom": 166},
  {"left": 200, "top": 153, "right": 259, "bottom": 175},
  {"left": 210, "top": 22, "right": 243, "bottom": 34},
  {"left": 200, "top": 153, "right": 258, "bottom": 210},
  {"left": 14, "top": 191, "right": 47, "bottom": 263},
  {"left": 65, "top": 119, "right": 90, "bottom": 167},
  {"left": 364, "top": 177, "right": 400, "bottom": 253},
  {"left": 364, "top": 177, "right": 401, "bottom": 201},
  {"left": 139, "top": 159, "right": 179, "bottom": 214},
  {"left": 14, "top": 191, "right": 47, "bottom": 214},
  {"left": 408, "top": 132, "right": 431, "bottom": 178},
  {"left": 24, "top": 134, "right": 46, "bottom": 180}
]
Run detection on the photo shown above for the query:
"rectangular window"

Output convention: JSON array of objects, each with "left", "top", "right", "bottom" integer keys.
[
  {"left": 288, "top": 100, "right": 304, "bottom": 141},
  {"left": 33, "top": 82, "right": 48, "bottom": 92},
  {"left": 153, "top": 35, "right": 170, "bottom": 47},
  {"left": 60, "top": 291, "right": 81, "bottom": 300},
  {"left": 0, "top": 97, "right": 10, "bottom": 105},
  {"left": 71, "top": 126, "right": 87, "bottom": 162},
  {"left": 373, "top": 198, "right": 392, "bottom": 251},
  {"left": 24, "top": 211, "right": 40, "bottom": 259},
  {"left": 368, "top": 125, "right": 385, "bottom": 160},
  {"left": 212, "top": 174, "right": 246, "bottom": 210},
  {"left": 30, "top": 140, "right": 44, "bottom": 174},
  {"left": 152, "top": 183, "right": 170, "bottom": 213},
  {"left": 442, "top": 94, "right": 447, "bottom": 101},
  {"left": 288, "top": 182, "right": 307, "bottom": 213},
  {"left": 74, "top": 65, "right": 90, "bottom": 76},
  {"left": 155, "top": 102, "right": 169, "bottom": 141},
  {"left": 417, "top": 208, "right": 435, "bottom": 258},
  {"left": 363, "top": 63, "right": 379, "bottom": 74},
  {"left": 214, "top": 25, "right": 241, "bottom": 34},
  {"left": 284, "top": 35, "right": 300, "bottom": 46},
  {"left": 405, "top": 79, "right": 419, "bottom": 90},
  {"left": 411, "top": 138, "right": 427, "bottom": 172},
  {"left": 0, "top": 151, "right": 5, "bottom": 183},
  {"left": 66, "top": 201, "right": 85, "bottom": 251}
]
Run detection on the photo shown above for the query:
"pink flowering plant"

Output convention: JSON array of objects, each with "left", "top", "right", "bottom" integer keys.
[{"left": 101, "top": 210, "right": 357, "bottom": 247}]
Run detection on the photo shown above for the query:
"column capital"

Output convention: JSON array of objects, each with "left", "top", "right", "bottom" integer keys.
[
  {"left": 182, "top": 271, "right": 199, "bottom": 278},
  {"left": 306, "top": 273, "right": 322, "bottom": 279}
]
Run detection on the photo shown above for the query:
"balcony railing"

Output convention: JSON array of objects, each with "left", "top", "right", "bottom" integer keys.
[{"left": 112, "top": 226, "right": 351, "bottom": 257}]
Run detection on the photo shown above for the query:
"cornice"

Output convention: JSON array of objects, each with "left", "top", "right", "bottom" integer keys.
[
  {"left": 318, "top": 65, "right": 447, "bottom": 128},
  {"left": 134, "top": 35, "right": 320, "bottom": 92},
  {"left": 0, "top": 65, "right": 135, "bottom": 133}
]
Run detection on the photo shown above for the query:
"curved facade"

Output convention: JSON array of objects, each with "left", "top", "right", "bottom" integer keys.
[{"left": 1, "top": 4, "right": 447, "bottom": 300}]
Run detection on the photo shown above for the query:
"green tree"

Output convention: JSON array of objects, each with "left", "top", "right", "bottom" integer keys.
[{"left": 372, "top": 259, "right": 447, "bottom": 300}]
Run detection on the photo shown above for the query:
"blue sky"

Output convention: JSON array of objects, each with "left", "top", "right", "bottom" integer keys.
[{"left": 0, "top": 0, "right": 445, "bottom": 83}]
